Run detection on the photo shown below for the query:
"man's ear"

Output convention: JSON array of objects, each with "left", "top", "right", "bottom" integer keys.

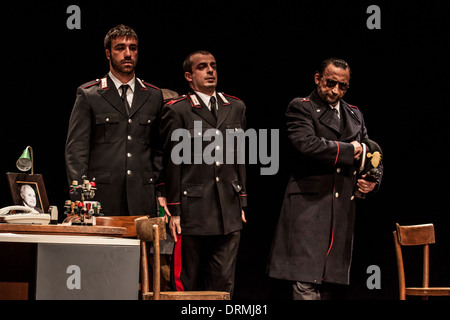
[
  {"left": 105, "top": 49, "right": 111, "bottom": 61},
  {"left": 184, "top": 71, "right": 193, "bottom": 82},
  {"left": 314, "top": 73, "right": 321, "bottom": 85}
]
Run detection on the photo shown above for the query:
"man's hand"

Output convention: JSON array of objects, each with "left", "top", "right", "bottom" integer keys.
[
  {"left": 241, "top": 210, "right": 247, "bottom": 223},
  {"left": 169, "top": 215, "right": 182, "bottom": 242},
  {"left": 157, "top": 197, "right": 171, "bottom": 223},
  {"left": 351, "top": 141, "right": 363, "bottom": 159},
  {"left": 357, "top": 175, "right": 377, "bottom": 194}
]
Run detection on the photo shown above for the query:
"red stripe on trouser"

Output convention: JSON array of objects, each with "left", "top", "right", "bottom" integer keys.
[{"left": 173, "top": 234, "right": 184, "bottom": 291}]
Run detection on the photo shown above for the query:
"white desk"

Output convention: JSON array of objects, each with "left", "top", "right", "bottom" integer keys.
[{"left": 0, "top": 233, "right": 140, "bottom": 300}]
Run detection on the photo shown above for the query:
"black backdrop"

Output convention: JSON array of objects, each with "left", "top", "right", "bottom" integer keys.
[{"left": 1, "top": 1, "right": 449, "bottom": 300}]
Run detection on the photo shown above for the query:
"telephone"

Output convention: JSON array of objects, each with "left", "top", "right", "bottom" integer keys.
[{"left": 0, "top": 205, "right": 51, "bottom": 225}]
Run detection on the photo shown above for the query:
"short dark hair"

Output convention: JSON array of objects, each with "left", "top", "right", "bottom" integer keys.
[
  {"left": 183, "top": 50, "right": 213, "bottom": 73},
  {"left": 317, "top": 58, "right": 351, "bottom": 76},
  {"left": 104, "top": 24, "right": 138, "bottom": 50}
]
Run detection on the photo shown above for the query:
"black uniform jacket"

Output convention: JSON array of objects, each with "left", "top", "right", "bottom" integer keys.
[
  {"left": 65, "top": 75, "right": 164, "bottom": 216},
  {"left": 267, "top": 90, "right": 383, "bottom": 285},
  {"left": 160, "top": 92, "right": 247, "bottom": 236}
]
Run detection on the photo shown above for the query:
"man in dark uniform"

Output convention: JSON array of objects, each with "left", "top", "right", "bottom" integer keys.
[
  {"left": 160, "top": 51, "right": 247, "bottom": 294},
  {"left": 65, "top": 24, "right": 166, "bottom": 216},
  {"left": 267, "top": 58, "right": 382, "bottom": 299}
]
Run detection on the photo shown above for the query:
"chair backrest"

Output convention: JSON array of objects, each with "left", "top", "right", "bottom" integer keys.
[
  {"left": 134, "top": 216, "right": 166, "bottom": 242},
  {"left": 135, "top": 216, "right": 166, "bottom": 300},
  {"left": 395, "top": 223, "right": 435, "bottom": 246},
  {"left": 393, "top": 223, "right": 435, "bottom": 299},
  {"left": 96, "top": 216, "right": 147, "bottom": 238}
]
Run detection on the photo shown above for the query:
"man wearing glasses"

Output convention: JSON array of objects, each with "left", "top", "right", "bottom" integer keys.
[{"left": 267, "top": 58, "right": 381, "bottom": 299}]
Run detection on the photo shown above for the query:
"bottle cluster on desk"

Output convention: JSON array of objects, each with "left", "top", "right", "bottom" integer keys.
[{"left": 63, "top": 177, "right": 102, "bottom": 225}]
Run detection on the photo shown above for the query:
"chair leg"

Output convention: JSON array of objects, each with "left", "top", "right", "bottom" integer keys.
[
  {"left": 141, "top": 241, "right": 149, "bottom": 298},
  {"left": 152, "top": 224, "right": 161, "bottom": 300},
  {"left": 393, "top": 231, "right": 406, "bottom": 300}
]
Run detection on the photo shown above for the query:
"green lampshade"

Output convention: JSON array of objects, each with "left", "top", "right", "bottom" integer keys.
[{"left": 16, "top": 146, "right": 33, "bottom": 174}]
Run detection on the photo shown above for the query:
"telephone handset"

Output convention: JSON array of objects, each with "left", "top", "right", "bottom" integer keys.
[
  {"left": 0, "top": 206, "right": 50, "bottom": 225},
  {"left": 0, "top": 206, "right": 39, "bottom": 215}
]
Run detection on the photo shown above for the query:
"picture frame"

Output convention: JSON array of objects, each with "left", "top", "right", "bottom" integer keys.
[{"left": 6, "top": 173, "right": 49, "bottom": 213}]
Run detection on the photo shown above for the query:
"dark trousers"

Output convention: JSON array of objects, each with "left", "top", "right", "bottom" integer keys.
[{"left": 173, "top": 231, "right": 240, "bottom": 295}]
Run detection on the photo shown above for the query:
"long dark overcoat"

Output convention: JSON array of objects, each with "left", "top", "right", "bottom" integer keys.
[
  {"left": 65, "top": 75, "right": 164, "bottom": 216},
  {"left": 267, "top": 90, "right": 381, "bottom": 285}
]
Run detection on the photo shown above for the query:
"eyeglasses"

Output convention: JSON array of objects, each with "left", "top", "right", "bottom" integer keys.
[{"left": 323, "top": 78, "right": 349, "bottom": 91}]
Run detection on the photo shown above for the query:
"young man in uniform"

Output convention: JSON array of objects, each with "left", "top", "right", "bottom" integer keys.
[
  {"left": 160, "top": 51, "right": 247, "bottom": 294},
  {"left": 65, "top": 24, "right": 167, "bottom": 216}
]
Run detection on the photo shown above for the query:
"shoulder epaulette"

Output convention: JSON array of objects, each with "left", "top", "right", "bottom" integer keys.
[
  {"left": 137, "top": 78, "right": 161, "bottom": 91},
  {"left": 82, "top": 79, "right": 101, "bottom": 89},
  {"left": 349, "top": 104, "right": 359, "bottom": 110},
  {"left": 301, "top": 98, "right": 310, "bottom": 102},
  {"left": 221, "top": 93, "right": 241, "bottom": 101},
  {"left": 165, "top": 95, "right": 187, "bottom": 106}
]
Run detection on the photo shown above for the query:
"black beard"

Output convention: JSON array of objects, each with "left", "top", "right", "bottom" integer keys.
[{"left": 111, "top": 58, "right": 135, "bottom": 76}]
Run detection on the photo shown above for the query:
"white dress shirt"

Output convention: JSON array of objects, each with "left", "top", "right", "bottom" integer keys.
[
  {"left": 109, "top": 71, "right": 135, "bottom": 107},
  {"left": 330, "top": 101, "right": 341, "bottom": 118},
  {"left": 195, "top": 91, "right": 218, "bottom": 111}
]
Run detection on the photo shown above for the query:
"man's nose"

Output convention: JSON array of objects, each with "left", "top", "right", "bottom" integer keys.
[{"left": 331, "top": 85, "right": 340, "bottom": 94}]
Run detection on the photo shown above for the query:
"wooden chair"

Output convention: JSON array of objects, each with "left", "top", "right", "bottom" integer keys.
[
  {"left": 393, "top": 223, "right": 450, "bottom": 300},
  {"left": 135, "top": 216, "right": 230, "bottom": 300}
]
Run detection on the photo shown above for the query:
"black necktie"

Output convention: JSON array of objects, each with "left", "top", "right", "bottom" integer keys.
[
  {"left": 121, "top": 84, "right": 131, "bottom": 110},
  {"left": 330, "top": 107, "right": 340, "bottom": 129},
  {"left": 210, "top": 96, "right": 217, "bottom": 120}
]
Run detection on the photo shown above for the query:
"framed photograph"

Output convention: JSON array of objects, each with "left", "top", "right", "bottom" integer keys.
[{"left": 6, "top": 173, "right": 49, "bottom": 213}]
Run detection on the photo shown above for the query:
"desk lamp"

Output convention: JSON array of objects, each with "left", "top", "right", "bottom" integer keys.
[{"left": 16, "top": 146, "right": 34, "bottom": 174}]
